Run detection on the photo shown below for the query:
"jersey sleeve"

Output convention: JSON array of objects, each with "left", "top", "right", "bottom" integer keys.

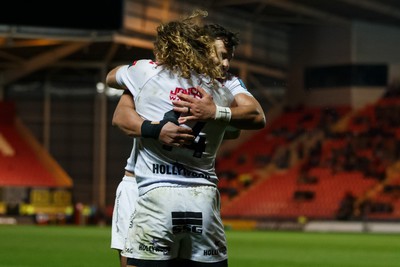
[
  {"left": 223, "top": 75, "right": 253, "bottom": 97},
  {"left": 115, "top": 65, "right": 130, "bottom": 86},
  {"left": 116, "top": 59, "right": 158, "bottom": 98}
]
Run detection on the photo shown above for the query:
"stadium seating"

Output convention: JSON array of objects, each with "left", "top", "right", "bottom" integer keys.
[
  {"left": 0, "top": 101, "right": 72, "bottom": 188},
  {"left": 0, "top": 125, "right": 60, "bottom": 187},
  {"left": 218, "top": 99, "right": 400, "bottom": 221}
]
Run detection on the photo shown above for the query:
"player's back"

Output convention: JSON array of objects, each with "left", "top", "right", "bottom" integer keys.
[{"left": 126, "top": 59, "right": 234, "bottom": 195}]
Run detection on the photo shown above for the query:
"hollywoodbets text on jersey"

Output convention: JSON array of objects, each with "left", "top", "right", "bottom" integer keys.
[{"left": 152, "top": 164, "right": 211, "bottom": 179}]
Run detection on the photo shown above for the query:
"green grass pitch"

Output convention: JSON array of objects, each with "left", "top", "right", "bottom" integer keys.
[{"left": 0, "top": 225, "right": 399, "bottom": 267}]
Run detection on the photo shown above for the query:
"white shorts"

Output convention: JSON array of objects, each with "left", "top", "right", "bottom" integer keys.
[
  {"left": 122, "top": 186, "right": 227, "bottom": 265},
  {"left": 111, "top": 175, "right": 139, "bottom": 250}
]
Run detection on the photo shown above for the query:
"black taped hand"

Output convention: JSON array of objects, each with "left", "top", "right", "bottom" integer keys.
[{"left": 141, "top": 114, "right": 179, "bottom": 139}]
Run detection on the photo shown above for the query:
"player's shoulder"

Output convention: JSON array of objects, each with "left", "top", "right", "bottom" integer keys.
[
  {"left": 225, "top": 72, "right": 237, "bottom": 81},
  {"left": 223, "top": 72, "right": 247, "bottom": 89},
  {"left": 128, "top": 59, "right": 158, "bottom": 69},
  {"left": 125, "top": 59, "right": 162, "bottom": 79}
]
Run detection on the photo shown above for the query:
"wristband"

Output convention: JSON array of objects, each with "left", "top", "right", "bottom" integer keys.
[
  {"left": 141, "top": 120, "right": 169, "bottom": 139},
  {"left": 141, "top": 115, "right": 179, "bottom": 139},
  {"left": 214, "top": 105, "right": 232, "bottom": 122}
]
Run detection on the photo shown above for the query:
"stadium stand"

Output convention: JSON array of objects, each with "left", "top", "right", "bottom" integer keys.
[
  {"left": 0, "top": 101, "right": 72, "bottom": 187},
  {"left": 218, "top": 97, "right": 400, "bottom": 221},
  {"left": 0, "top": 101, "right": 73, "bottom": 222}
]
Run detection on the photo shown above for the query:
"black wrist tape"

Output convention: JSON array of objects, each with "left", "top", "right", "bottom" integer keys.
[
  {"left": 141, "top": 115, "right": 180, "bottom": 139},
  {"left": 141, "top": 120, "right": 169, "bottom": 139},
  {"left": 163, "top": 110, "right": 180, "bottom": 125}
]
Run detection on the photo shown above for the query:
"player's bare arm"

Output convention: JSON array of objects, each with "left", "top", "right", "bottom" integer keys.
[
  {"left": 111, "top": 84, "right": 195, "bottom": 146},
  {"left": 172, "top": 86, "right": 266, "bottom": 130},
  {"left": 112, "top": 91, "right": 143, "bottom": 137},
  {"left": 106, "top": 66, "right": 128, "bottom": 89}
]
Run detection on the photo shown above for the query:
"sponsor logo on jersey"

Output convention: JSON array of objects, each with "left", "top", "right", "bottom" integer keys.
[
  {"left": 203, "top": 240, "right": 227, "bottom": 256},
  {"left": 129, "top": 60, "right": 156, "bottom": 67},
  {"left": 172, "top": 211, "right": 203, "bottom": 234},
  {"left": 124, "top": 247, "right": 133, "bottom": 254},
  {"left": 138, "top": 241, "right": 171, "bottom": 255},
  {"left": 170, "top": 87, "right": 202, "bottom": 100},
  {"left": 152, "top": 163, "right": 211, "bottom": 179}
]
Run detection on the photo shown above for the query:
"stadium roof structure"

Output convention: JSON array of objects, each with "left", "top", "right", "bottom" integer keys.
[
  {"left": 1, "top": 0, "right": 400, "bottom": 90},
  {"left": 214, "top": 0, "right": 400, "bottom": 28}
]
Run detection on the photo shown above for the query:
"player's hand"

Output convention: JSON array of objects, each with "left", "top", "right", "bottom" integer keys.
[
  {"left": 159, "top": 122, "right": 195, "bottom": 147},
  {"left": 172, "top": 86, "right": 216, "bottom": 124}
]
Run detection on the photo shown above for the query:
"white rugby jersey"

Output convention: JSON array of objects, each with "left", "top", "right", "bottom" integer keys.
[
  {"left": 124, "top": 138, "right": 137, "bottom": 173},
  {"left": 116, "top": 59, "right": 251, "bottom": 195},
  {"left": 222, "top": 72, "right": 253, "bottom": 98}
]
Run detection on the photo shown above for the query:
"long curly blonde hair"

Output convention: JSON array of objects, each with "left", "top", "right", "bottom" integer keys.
[{"left": 153, "top": 10, "right": 224, "bottom": 81}]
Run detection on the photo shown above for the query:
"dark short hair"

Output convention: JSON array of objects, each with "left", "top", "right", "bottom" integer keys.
[{"left": 203, "top": 24, "right": 240, "bottom": 50}]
